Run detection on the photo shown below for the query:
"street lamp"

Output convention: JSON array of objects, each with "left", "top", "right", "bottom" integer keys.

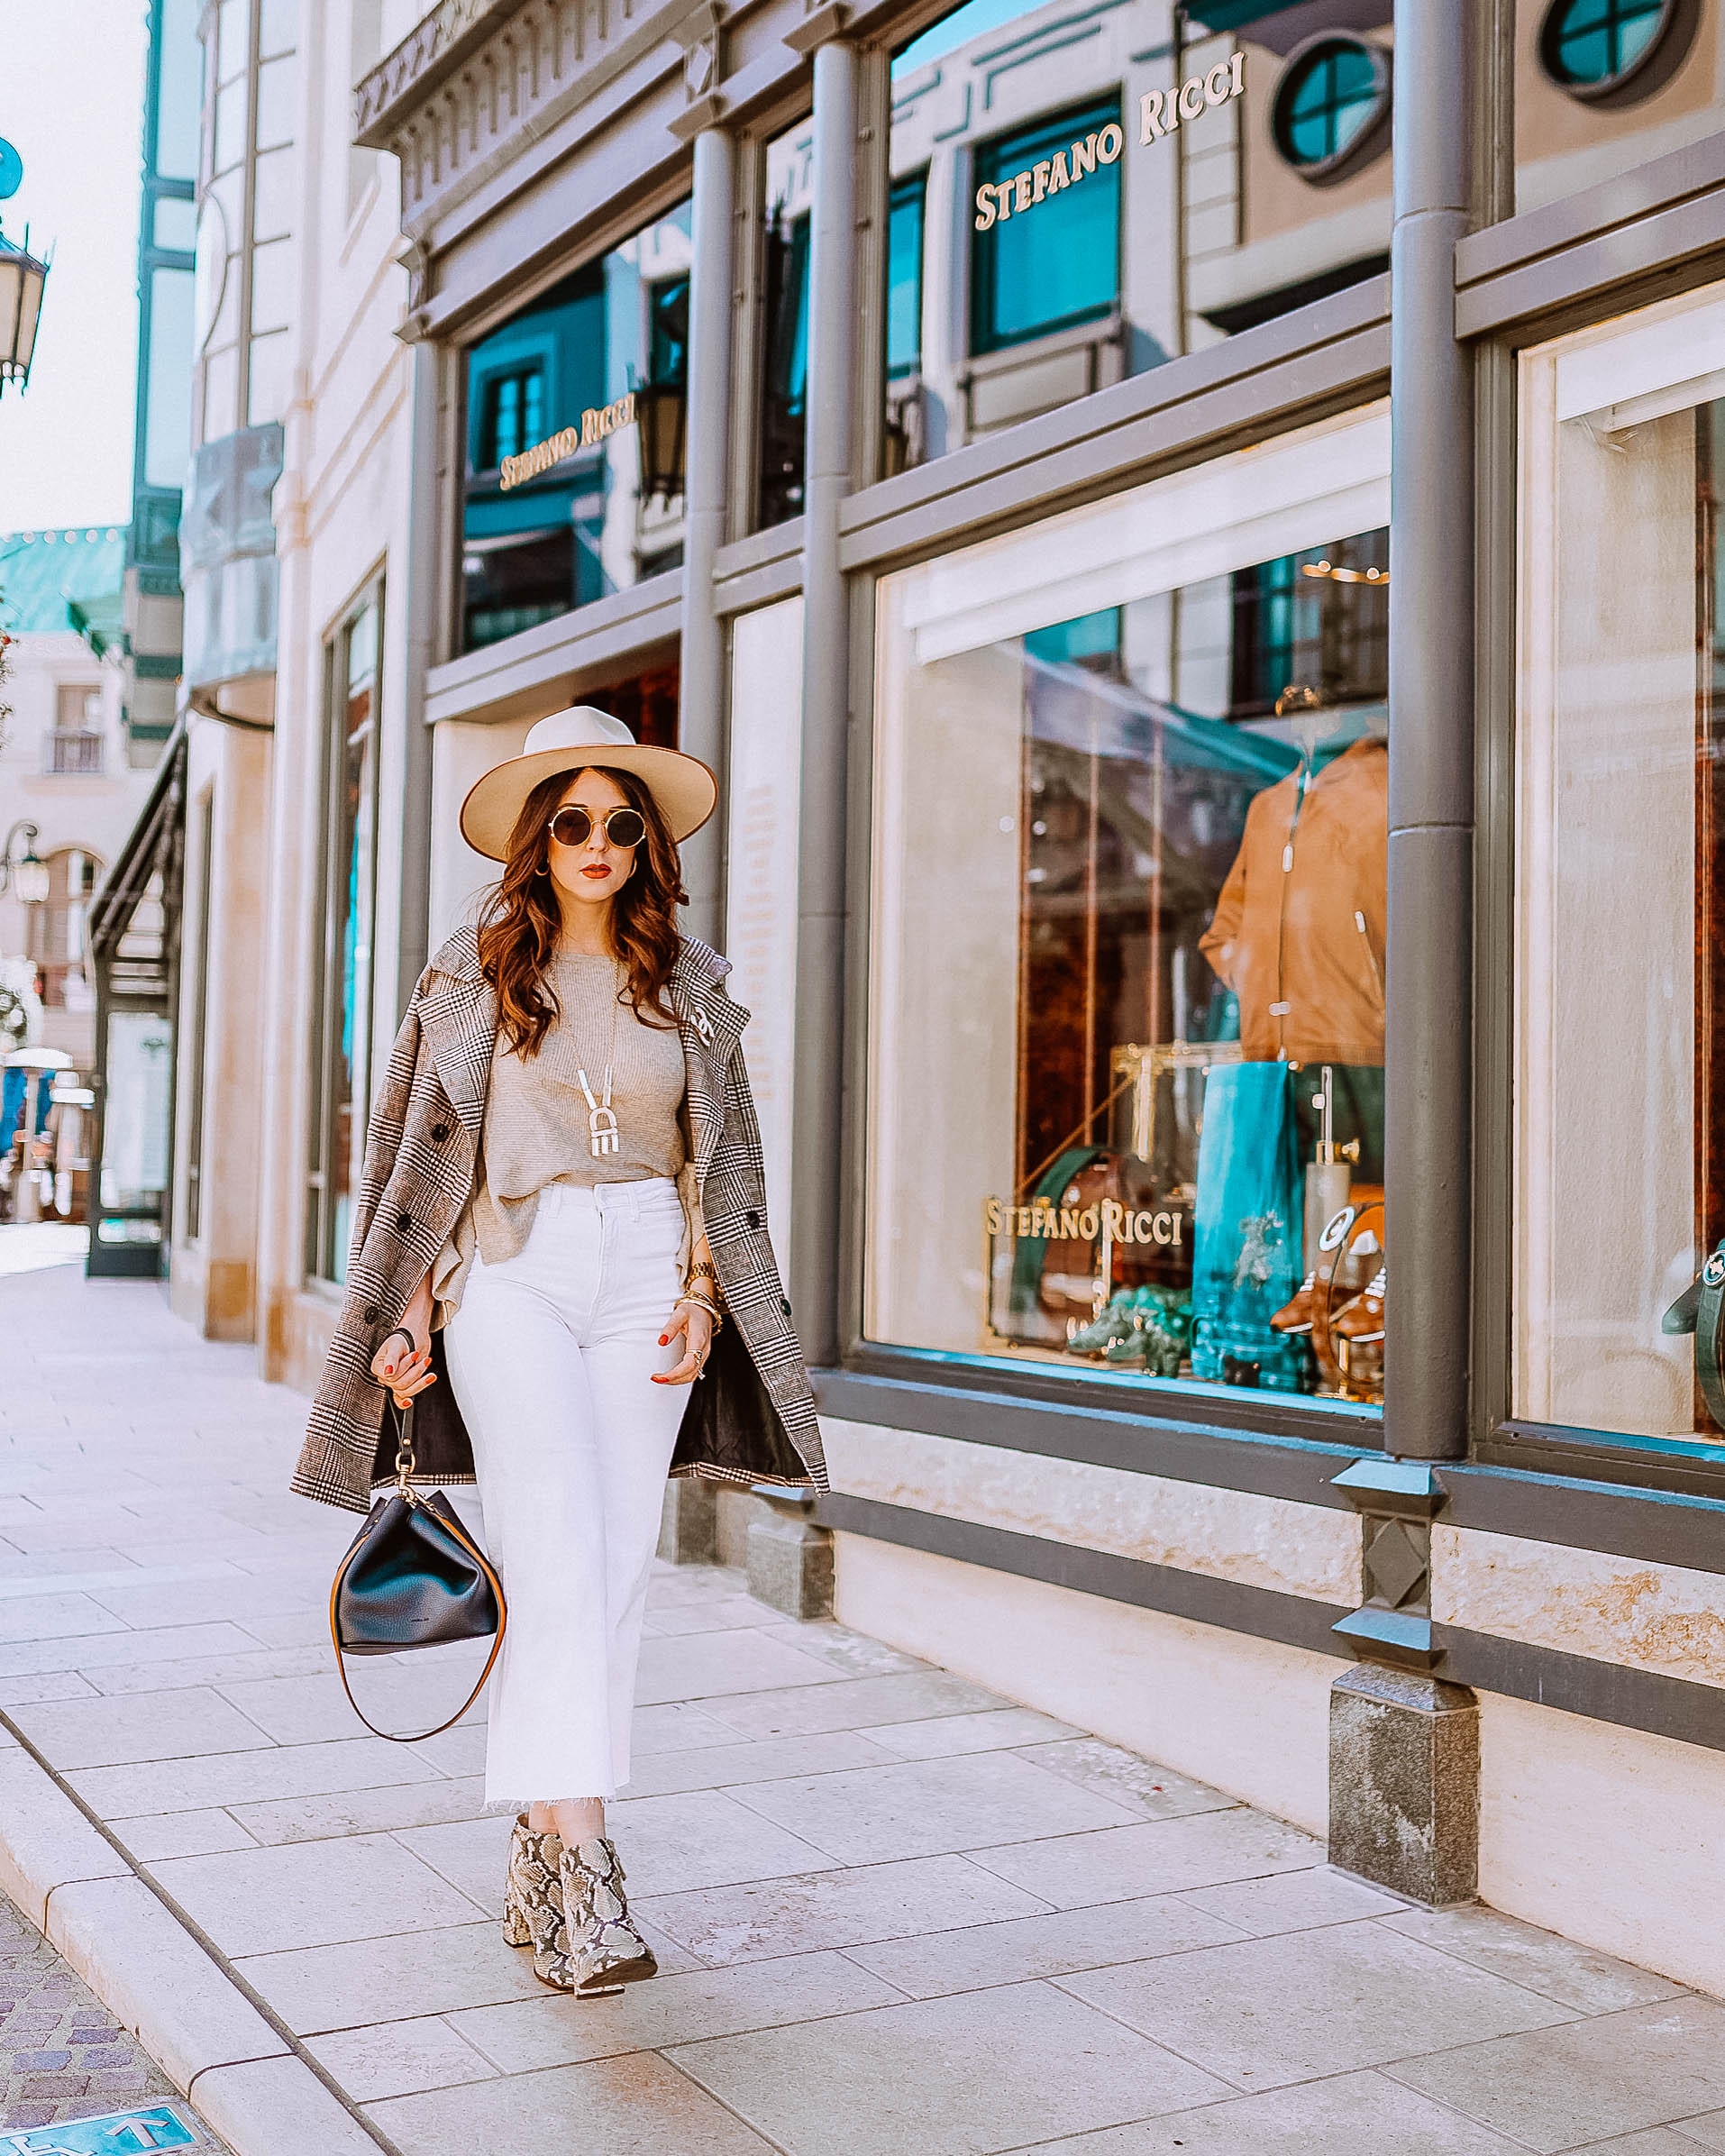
[
  {"left": 0, "top": 226, "right": 49, "bottom": 398},
  {"left": 1, "top": 820, "right": 50, "bottom": 906}
]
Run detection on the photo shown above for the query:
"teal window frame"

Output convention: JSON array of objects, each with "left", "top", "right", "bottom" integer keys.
[{"left": 887, "top": 171, "right": 927, "bottom": 379}]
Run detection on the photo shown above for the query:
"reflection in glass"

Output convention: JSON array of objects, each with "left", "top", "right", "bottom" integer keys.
[
  {"left": 759, "top": 122, "right": 813, "bottom": 529},
  {"left": 869, "top": 418, "right": 1391, "bottom": 1406},
  {"left": 1516, "top": 0, "right": 1717, "bottom": 222},
  {"left": 1516, "top": 294, "right": 1725, "bottom": 1440},
  {"left": 307, "top": 601, "right": 380, "bottom": 1286},
  {"left": 885, "top": 0, "right": 1397, "bottom": 473},
  {"left": 1541, "top": 0, "right": 1669, "bottom": 87},
  {"left": 461, "top": 203, "right": 692, "bottom": 650},
  {"left": 972, "top": 99, "right": 1121, "bottom": 354},
  {"left": 1273, "top": 40, "right": 1384, "bottom": 167}
]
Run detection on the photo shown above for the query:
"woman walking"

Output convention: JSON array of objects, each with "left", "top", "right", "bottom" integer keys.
[{"left": 293, "top": 708, "right": 826, "bottom": 1996}]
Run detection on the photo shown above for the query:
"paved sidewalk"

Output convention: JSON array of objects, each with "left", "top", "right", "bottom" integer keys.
[{"left": 5, "top": 1247, "right": 1725, "bottom": 2156}]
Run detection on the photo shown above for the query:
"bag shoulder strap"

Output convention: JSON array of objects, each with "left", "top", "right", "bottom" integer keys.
[{"left": 326, "top": 1499, "right": 507, "bottom": 1744}]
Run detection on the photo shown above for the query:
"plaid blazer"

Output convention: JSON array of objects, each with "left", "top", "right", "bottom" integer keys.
[{"left": 291, "top": 927, "right": 827, "bottom": 1514}]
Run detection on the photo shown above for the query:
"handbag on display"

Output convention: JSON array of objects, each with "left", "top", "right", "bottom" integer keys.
[{"left": 328, "top": 1387, "right": 506, "bottom": 1743}]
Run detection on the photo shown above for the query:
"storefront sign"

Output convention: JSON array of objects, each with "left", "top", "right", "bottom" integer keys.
[
  {"left": 973, "top": 55, "right": 1247, "bottom": 232},
  {"left": 498, "top": 392, "right": 638, "bottom": 490},
  {"left": 972, "top": 125, "right": 1124, "bottom": 231},
  {"left": 984, "top": 1195, "right": 1184, "bottom": 1247},
  {"left": 1140, "top": 52, "right": 1246, "bottom": 142}
]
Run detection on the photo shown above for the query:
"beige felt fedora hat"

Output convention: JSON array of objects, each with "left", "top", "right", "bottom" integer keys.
[{"left": 459, "top": 707, "right": 717, "bottom": 862}]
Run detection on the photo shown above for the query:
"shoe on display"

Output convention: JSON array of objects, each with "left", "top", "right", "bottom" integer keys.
[
  {"left": 1332, "top": 1266, "right": 1387, "bottom": 1346},
  {"left": 1271, "top": 1271, "right": 1363, "bottom": 1335}
]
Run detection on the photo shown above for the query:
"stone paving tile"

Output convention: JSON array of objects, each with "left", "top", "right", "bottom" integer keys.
[
  {"left": 116, "top": 1808, "right": 260, "bottom": 1861},
  {"left": 150, "top": 1832, "right": 489, "bottom": 1957},
  {"left": 1382, "top": 1905, "right": 1690, "bottom": 2014},
  {"left": 634, "top": 1627, "right": 858, "bottom": 1704},
  {"left": 305, "top": 2013, "right": 501, "bottom": 2103},
  {"left": 72, "top": 1735, "right": 448, "bottom": 1817},
  {"left": 229, "top": 1775, "right": 490, "bottom": 1846},
  {"left": 0, "top": 1883, "right": 228, "bottom": 2144},
  {"left": 669, "top": 1980, "right": 1231, "bottom": 2155},
  {"left": 1009, "top": 1738, "right": 1238, "bottom": 1821},
  {"left": 728, "top": 1749, "right": 1144, "bottom": 1865},
  {"left": 858, "top": 1708, "right": 1082, "bottom": 1760},
  {"left": 236, "top": 1921, "right": 548, "bottom": 2032},
  {"left": 1383, "top": 2000, "right": 1725, "bottom": 2154},
  {"left": 1175, "top": 1866, "right": 1409, "bottom": 1936},
  {"left": 968, "top": 1806, "right": 1322, "bottom": 1909},
  {"left": 1015, "top": 2068, "right": 1536, "bottom": 2154},
  {"left": 843, "top": 1891, "right": 1243, "bottom": 1998},
  {"left": 700, "top": 1668, "right": 1014, "bottom": 1740},
  {"left": 1672, "top": 2114, "right": 1725, "bottom": 2150},
  {"left": 1059, "top": 1923, "right": 1574, "bottom": 2092},
  {"left": 615, "top": 1728, "right": 899, "bottom": 1797},
  {"left": 447, "top": 1948, "right": 905, "bottom": 2069},
  {"left": 7, "top": 1686, "right": 276, "bottom": 1768},
  {"left": 369, "top": 2049, "right": 782, "bottom": 2155},
  {"left": 639, "top": 1852, "right": 1051, "bottom": 1963}
]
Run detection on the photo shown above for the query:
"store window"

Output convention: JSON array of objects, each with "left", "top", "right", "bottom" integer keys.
[
  {"left": 758, "top": 118, "right": 813, "bottom": 530},
  {"left": 882, "top": 1, "right": 1393, "bottom": 477},
  {"left": 306, "top": 595, "right": 381, "bottom": 1285},
  {"left": 1512, "top": 0, "right": 1718, "bottom": 223},
  {"left": 1514, "top": 281, "right": 1725, "bottom": 1443},
  {"left": 460, "top": 199, "right": 692, "bottom": 652},
  {"left": 869, "top": 406, "right": 1391, "bottom": 1408}
]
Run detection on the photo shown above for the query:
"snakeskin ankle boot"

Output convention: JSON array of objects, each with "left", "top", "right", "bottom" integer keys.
[
  {"left": 502, "top": 1816, "right": 563, "bottom": 1956},
  {"left": 543, "top": 1837, "right": 657, "bottom": 1996}
]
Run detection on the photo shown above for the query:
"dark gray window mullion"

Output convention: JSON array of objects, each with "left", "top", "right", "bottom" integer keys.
[
  {"left": 790, "top": 35, "right": 858, "bottom": 1368},
  {"left": 1384, "top": 0, "right": 1500, "bottom": 1460}
]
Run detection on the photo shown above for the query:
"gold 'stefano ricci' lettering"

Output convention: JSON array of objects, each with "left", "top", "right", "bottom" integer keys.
[
  {"left": 973, "top": 123, "right": 1124, "bottom": 232},
  {"left": 498, "top": 393, "right": 639, "bottom": 490},
  {"left": 972, "top": 52, "right": 1245, "bottom": 233},
  {"left": 982, "top": 1196, "right": 1184, "bottom": 1247}
]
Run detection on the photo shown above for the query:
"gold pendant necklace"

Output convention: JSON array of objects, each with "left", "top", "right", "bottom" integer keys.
[{"left": 577, "top": 960, "right": 623, "bottom": 1160}]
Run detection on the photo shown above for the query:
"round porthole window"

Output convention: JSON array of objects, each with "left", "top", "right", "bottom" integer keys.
[
  {"left": 1538, "top": 0, "right": 1698, "bottom": 105},
  {"left": 1271, "top": 36, "right": 1392, "bottom": 186}
]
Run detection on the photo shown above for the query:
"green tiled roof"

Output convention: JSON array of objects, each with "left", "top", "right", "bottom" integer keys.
[{"left": 0, "top": 527, "right": 128, "bottom": 637}]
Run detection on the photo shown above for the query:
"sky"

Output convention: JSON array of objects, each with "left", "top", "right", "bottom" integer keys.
[{"left": 0, "top": 0, "right": 149, "bottom": 532}]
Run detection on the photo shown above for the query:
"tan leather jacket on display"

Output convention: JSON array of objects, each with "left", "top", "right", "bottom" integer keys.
[{"left": 1199, "top": 735, "right": 1387, "bottom": 1065}]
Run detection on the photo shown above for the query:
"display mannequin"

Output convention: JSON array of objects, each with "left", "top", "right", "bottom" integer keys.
[
  {"left": 1198, "top": 686, "right": 1386, "bottom": 1073},
  {"left": 1191, "top": 685, "right": 1388, "bottom": 1383}
]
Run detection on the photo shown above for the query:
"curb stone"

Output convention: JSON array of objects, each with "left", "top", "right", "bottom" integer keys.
[{"left": 0, "top": 1715, "right": 400, "bottom": 2156}]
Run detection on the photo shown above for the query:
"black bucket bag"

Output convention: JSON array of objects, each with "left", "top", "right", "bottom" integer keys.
[{"left": 328, "top": 1375, "right": 506, "bottom": 1742}]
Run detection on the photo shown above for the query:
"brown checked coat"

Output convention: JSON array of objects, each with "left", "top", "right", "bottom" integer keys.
[{"left": 291, "top": 927, "right": 826, "bottom": 1515}]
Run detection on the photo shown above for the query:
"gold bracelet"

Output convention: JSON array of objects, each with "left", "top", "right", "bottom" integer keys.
[{"left": 677, "top": 1292, "right": 724, "bottom": 1332}]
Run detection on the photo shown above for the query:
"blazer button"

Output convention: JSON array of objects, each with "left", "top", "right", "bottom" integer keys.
[
  {"left": 781, "top": 1297, "right": 792, "bottom": 1318},
  {"left": 396, "top": 1211, "right": 414, "bottom": 1234},
  {"left": 430, "top": 1122, "right": 451, "bottom": 1142},
  {"left": 746, "top": 1209, "right": 761, "bottom": 1229},
  {"left": 362, "top": 1304, "right": 379, "bottom": 1323}
]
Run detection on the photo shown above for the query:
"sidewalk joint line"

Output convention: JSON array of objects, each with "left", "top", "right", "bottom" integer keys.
[{"left": 0, "top": 1702, "right": 409, "bottom": 2156}]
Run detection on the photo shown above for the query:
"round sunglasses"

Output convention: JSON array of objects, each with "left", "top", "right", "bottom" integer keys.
[{"left": 547, "top": 804, "right": 646, "bottom": 850}]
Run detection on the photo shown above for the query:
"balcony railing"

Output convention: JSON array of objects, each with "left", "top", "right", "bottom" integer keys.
[{"left": 46, "top": 730, "right": 105, "bottom": 776}]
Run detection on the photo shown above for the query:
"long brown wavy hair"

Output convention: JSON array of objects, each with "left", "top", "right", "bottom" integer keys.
[{"left": 478, "top": 764, "right": 686, "bottom": 1057}]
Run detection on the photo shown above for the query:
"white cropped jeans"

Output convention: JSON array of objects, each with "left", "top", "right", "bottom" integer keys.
[{"left": 443, "top": 1178, "right": 688, "bottom": 1808}]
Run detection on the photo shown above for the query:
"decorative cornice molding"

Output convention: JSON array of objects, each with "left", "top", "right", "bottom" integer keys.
[{"left": 354, "top": 0, "right": 519, "bottom": 147}]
